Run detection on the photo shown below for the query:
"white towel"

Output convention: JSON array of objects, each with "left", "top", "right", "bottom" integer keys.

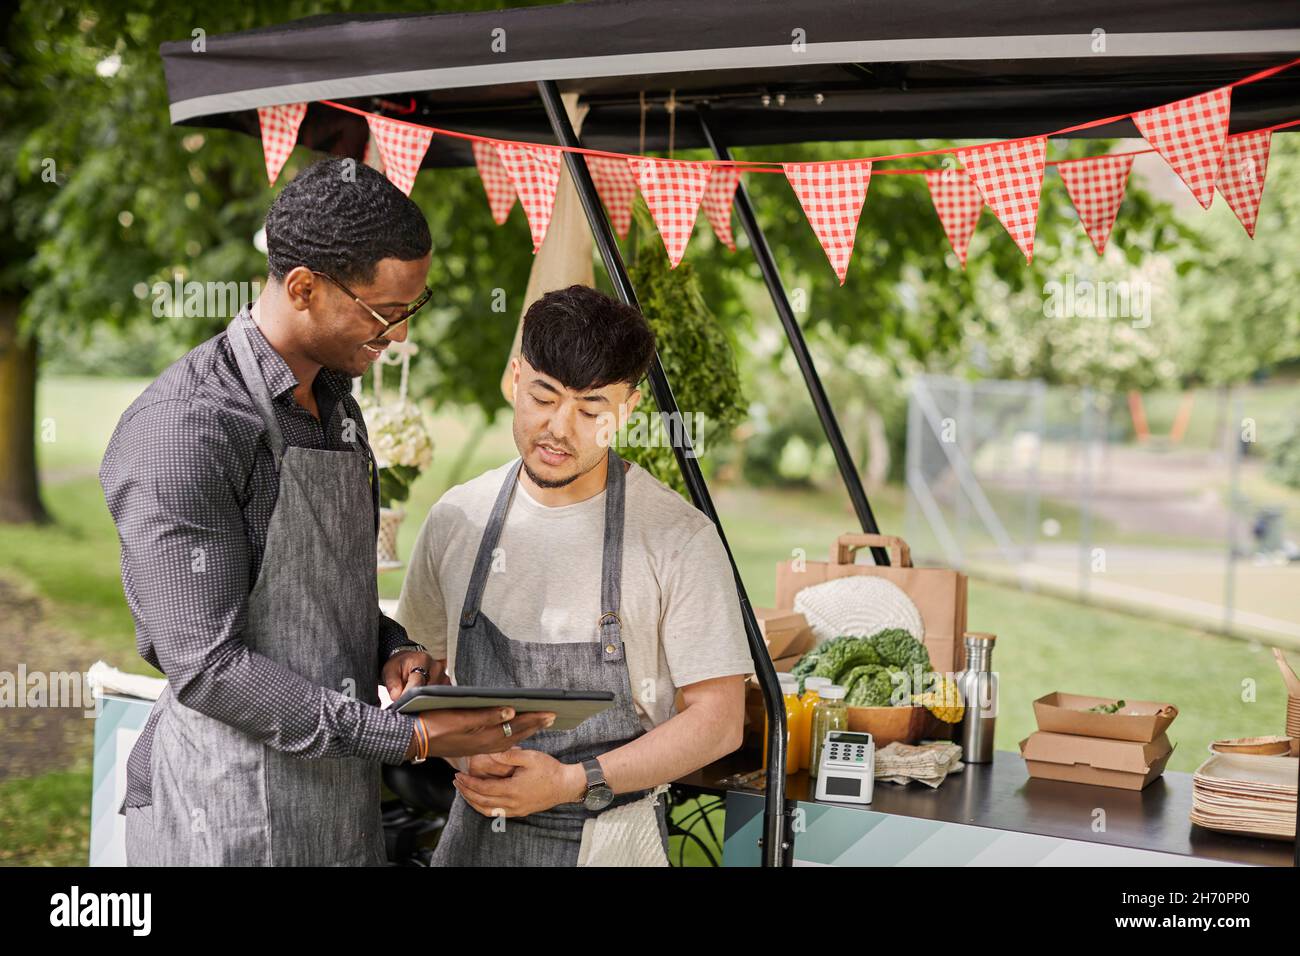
[
  {"left": 576, "top": 784, "right": 670, "bottom": 867},
  {"left": 86, "top": 660, "right": 166, "bottom": 702}
]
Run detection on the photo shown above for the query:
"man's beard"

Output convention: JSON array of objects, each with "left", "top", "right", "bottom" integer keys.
[
  {"left": 521, "top": 461, "right": 580, "bottom": 489},
  {"left": 521, "top": 445, "right": 608, "bottom": 489}
]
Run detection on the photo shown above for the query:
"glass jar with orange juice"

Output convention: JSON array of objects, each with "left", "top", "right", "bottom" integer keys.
[
  {"left": 763, "top": 673, "right": 802, "bottom": 775},
  {"left": 798, "top": 677, "right": 832, "bottom": 770}
]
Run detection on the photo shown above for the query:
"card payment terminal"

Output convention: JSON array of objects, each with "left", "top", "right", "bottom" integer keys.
[{"left": 813, "top": 730, "right": 875, "bottom": 804}]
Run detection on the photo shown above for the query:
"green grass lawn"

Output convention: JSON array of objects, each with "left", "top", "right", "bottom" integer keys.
[{"left": 2, "top": 375, "right": 1295, "bottom": 866}]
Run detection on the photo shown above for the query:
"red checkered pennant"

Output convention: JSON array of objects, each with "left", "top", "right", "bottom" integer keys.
[
  {"left": 471, "top": 140, "right": 517, "bottom": 225},
  {"left": 924, "top": 167, "right": 984, "bottom": 268},
  {"left": 365, "top": 114, "right": 434, "bottom": 196},
  {"left": 782, "top": 160, "right": 872, "bottom": 284},
  {"left": 1132, "top": 86, "right": 1232, "bottom": 210},
  {"left": 1055, "top": 154, "right": 1134, "bottom": 255},
  {"left": 256, "top": 103, "right": 307, "bottom": 186},
  {"left": 495, "top": 143, "right": 564, "bottom": 252},
  {"left": 628, "top": 158, "right": 713, "bottom": 267},
  {"left": 701, "top": 165, "right": 744, "bottom": 251},
  {"left": 585, "top": 155, "right": 638, "bottom": 239},
  {"left": 958, "top": 137, "right": 1047, "bottom": 263},
  {"left": 1216, "top": 130, "right": 1272, "bottom": 238}
]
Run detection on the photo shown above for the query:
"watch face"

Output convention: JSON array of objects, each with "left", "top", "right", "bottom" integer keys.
[{"left": 585, "top": 784, "right": 614, "bottom": 811}]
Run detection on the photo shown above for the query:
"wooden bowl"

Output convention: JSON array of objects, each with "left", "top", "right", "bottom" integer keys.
[
  {"left": 1209, "top": 735, "right": 1294, "bottom": 756},
  {"left": 846, "top": 705, "right": 929, "bottom": 746}
]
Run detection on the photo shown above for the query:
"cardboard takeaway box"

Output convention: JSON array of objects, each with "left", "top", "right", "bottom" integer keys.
[
  {"left": 1020, "top": 731, "right": 1176, "bottom": 790},
  {"left": 1033, "top": 692, "right": 1178, "bottom": 742},
  {"left": 753, "top": 606, "right": 815, "bottom": 661}
]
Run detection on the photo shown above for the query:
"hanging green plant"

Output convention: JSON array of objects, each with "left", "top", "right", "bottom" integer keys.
[{"left": 621, "top": 201, "right": 747, "bottom": 498}]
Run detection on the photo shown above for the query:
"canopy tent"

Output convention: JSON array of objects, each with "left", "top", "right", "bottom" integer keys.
[
  {"left": 162, "top": 0, "right": 1300, "bottom": 165},
  {"left": 160, "top": 0, "right": 1300, "bottom": 868}
]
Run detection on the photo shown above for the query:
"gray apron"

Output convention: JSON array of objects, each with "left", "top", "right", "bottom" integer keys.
[
  {"left": 125, "top": 317, "right": 387, "bottom": 866},
  {"left": 430, "top": 451, "right": 669, "bottom": 866}
]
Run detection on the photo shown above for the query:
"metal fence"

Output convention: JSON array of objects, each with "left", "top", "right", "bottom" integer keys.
[{"left": 903, "top": 374, "right": 1300, "bottom": 644}]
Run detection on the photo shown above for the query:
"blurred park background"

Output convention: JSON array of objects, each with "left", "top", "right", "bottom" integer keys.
[{"left": 2, "top": 1, "right": 1298, "bottom": 864}]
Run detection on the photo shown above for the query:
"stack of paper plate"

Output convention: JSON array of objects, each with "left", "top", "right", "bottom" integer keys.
[{"left": 1190, "top": 752, "right": 1297, "bottom": 840}]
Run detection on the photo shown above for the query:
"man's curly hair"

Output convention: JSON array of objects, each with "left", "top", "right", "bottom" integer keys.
[{"left": 264, "top": 158, "right": 431, "bottom": 285}]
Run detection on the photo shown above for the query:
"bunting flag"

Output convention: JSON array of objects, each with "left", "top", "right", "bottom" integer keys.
[
  {"left": 628, "top": 158, "right": 713, "bottom": 266},
  {"left": 586, "top": 155, "right": 639, "bottom": 239},
  {"left": 471, "top": 140, "right": 517, "bottom": 225},
  {"left": 294, "top": 55, "right": 1295, "bottom": 269},
  {"left": 1132, "top": 86, "right": 1232, "bottom": 209},
  {"left": 701, "top": 165, "right": 744, "bottom": 251},
  {"left": 958, "top": 137, "right": 1047, "bottom": 262},
  {"left": 495, "top": 143, "right": 564, "bottom": 251},
  {"left": 782, "top": 160, "right": 873, "bottom": 284},
  {"left": 256, "top": 103, "right": 307, "bottom": 186},
  {"left": 1055, "top": 153, "right": 1135, "bottom": 255},
  {"left": 924, "top": 168, "right": 984, "bottom": 268},
  {"left": 1216, "top": 129, "right": 1272, "bottom": 237},
  {"left": 365, "top": 114, "right": 434, "bottom": 196}
]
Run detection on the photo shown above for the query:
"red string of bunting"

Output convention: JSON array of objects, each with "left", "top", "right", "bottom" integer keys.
[{"left": 253, "top": 55, "right": 1300, "bottom": 278}]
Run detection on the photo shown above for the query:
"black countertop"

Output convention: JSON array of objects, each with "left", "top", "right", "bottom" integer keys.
[{"left": 674, "top": 750, "right": 1296, "bottom": 867}]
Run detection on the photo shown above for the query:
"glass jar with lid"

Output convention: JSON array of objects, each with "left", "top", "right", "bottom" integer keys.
[
  {"left": 764, "top": 673, "right": 803, "bottom": 775},
  {"left": 808, "top": 684, "right": 848, "bottom": 778},
  {"left": 798, "top": 677, "right": 832, "bottom": 771}
]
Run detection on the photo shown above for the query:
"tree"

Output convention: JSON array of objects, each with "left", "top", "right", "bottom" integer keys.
[
  {"left": 1171, "top": 135, "right": 1300, "bottom": 387},
  {"left": 0, "top": 0, "right": 550, "bottom": 524},
  {"left": 0, "top": 2, "right": 53, "bottom": 522},
  {"left": 681, "top": 135, "right": 1188, "bottom": 489},
  {"left": 1, "top": 0, "right": 1201, "bottom": 527}
]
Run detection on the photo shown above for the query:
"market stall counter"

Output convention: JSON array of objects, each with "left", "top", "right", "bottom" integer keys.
[{"left": 675, "top": 751, "right": 1293, "bottom": 867}]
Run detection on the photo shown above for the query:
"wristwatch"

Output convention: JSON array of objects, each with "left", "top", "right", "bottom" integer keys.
[
  {"left": 388, "top": 641, "right": 427, "bottom": 659},
  {"left": 581, "top": 758, "right": 614, "bottom": 811}
]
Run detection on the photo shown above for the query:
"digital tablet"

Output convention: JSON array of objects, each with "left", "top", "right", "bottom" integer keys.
[{"left": 389, "top": 685, "right": 615, "bottom": 732}]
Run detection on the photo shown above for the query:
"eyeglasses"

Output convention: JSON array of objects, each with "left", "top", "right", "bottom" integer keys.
[{"left": 311, "top": 270, "right": 433, "bottom": 332}]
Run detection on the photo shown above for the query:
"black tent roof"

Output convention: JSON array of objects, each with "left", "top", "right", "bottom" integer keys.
[{"left": 161, "top": 0, "right": 1300, "bottom": 167}]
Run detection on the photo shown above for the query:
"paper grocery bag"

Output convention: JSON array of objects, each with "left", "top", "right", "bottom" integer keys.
[{"left": 774, "top": 533, "right": 968, "bottom": 675}]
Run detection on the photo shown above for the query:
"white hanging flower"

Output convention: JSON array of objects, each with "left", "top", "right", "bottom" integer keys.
[{"left": 358, "top": 395, "right": 434, "bottom": 473}]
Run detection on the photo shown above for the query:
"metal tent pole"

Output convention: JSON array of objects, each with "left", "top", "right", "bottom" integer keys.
[
  {"left": 697, "top": 107, "right": 890, "bottom": 568},
  {"left": 537, "top": 80, "right": 789, "bottom": 868}
]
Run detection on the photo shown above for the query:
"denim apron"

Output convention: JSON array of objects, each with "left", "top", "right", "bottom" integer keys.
[
  {"left": 124, "top": 316, "right": 387, "bottom": 866},
  {"left": 430, "top": 450, "right": 668, "bottom": 866}
]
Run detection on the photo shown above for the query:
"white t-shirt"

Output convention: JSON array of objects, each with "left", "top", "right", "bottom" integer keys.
[{"left": 393, "top": 459, "right": 755, "bottom": 730}]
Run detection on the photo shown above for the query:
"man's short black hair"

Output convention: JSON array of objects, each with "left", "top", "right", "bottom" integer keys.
[
  {"left": 264, "top": 158, "right": 432, "bottom": 285},
  {"left": 521, "top": 285, "right": 657, "bottom": 392}
]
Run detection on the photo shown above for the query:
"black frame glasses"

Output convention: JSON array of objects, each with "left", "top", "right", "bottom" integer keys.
[{"left": 311, "top": 270, "right": 433, "bottom": 332}]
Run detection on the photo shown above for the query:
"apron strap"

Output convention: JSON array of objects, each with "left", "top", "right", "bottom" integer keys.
[
  {"left": 597, "top": 449, "right": 627, "bottom": 664},
  {"left": 460, "top": 458, "right": 524, "bottom": 628},
  {"left": 228, "top": 314, "right": 380, "bottom": 536},
  {"left": 459, "top": 450, "right": 628, "bottom": 650},
  {"left": 354, "top": 428, "right": 383, "bottom": 540},
  {"left": 228, "top": 315, "right": 285, "bottom": 470}
]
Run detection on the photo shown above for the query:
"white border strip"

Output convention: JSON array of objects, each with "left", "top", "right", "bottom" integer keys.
[{"left": 169, "top": 30, "right": 1300, "bottom": 123}]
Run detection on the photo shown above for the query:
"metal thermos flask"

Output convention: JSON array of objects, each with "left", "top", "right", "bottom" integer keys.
[{"left": 956, "top": 632, "right": 998, "bottom": 764}]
